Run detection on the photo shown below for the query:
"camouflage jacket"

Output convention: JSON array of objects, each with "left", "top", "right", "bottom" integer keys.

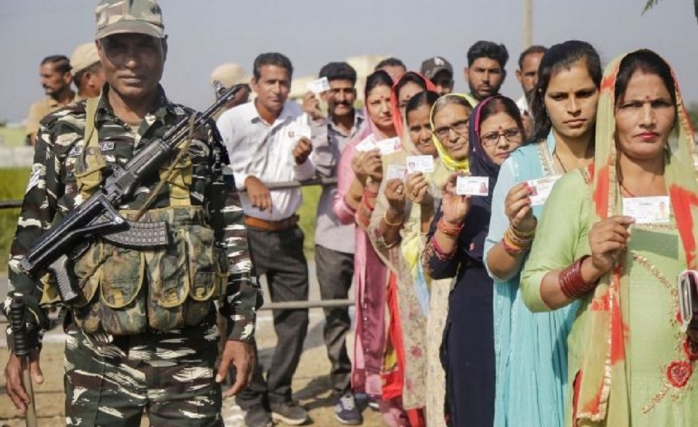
[{"left": 4, "top": 84, "right": 262, "bottom": 346}]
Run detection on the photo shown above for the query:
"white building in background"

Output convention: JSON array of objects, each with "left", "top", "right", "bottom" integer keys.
[{"left": 289, "top": 54, "right": 388, "bottom": 104}]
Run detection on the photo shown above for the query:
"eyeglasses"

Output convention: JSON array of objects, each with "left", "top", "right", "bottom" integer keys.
[
  {"left": 434, "top": 119, "right": 469, "bottom": 140},
  {"left": 480, "top": 128, "right": 522, "bottom": 146}
]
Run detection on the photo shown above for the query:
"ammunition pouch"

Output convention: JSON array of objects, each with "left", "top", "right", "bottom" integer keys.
[{"left": 71, "top": 206, "right": 228, "bottom": 335}]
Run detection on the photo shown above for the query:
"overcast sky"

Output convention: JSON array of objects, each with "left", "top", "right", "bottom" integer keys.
[{"left": 1, "top": 0, "right": 696, "bottom": 123}]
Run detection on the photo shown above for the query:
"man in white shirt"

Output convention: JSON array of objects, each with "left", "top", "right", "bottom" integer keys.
[
  {"left": 303, "top": 62, "right": 365, "bottom": 425},
  {"left": 515, "top": 45, "right": 547, "bottom": 139},
  {"left": 217, "top": 52, "right": 313, "bottom": 427}
]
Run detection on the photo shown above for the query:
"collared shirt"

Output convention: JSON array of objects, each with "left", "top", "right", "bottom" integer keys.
[
  {"left": 516, "top": 95, "right": 529, "bottom": 116},
  {"left": 5, "top": 84, "right": 261, "bottom": 344},
  {"left": 217, "top": 101, "right": 315, "bottom": 221},
  {"left": 25, "top": 92, "right": 77, "bottom": 138},
  {"left": 310, "top": 110, "right": 365, "bottom": 253}
]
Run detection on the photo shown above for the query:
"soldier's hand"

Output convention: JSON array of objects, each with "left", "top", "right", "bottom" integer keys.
[
  {"left": 244, "top": 176, "right": 272, "bottom": 213},
  {"left": 293, "top": 137, "right": 313, "bottom": 165},
  {"left": 218, "top": 340, "right": 255, "bottom": 398},
  {"left": 4, "top": 349, "right": 43, "bottom": 414}
]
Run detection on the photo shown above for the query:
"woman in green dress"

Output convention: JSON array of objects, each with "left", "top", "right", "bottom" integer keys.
[{"left": 521, "top": 49, "right": 698, "bottom": 426}]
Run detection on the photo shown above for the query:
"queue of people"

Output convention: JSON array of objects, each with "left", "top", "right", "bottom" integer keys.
[{"left": 5, "top": 1, "right": 698, "bottom": 427}]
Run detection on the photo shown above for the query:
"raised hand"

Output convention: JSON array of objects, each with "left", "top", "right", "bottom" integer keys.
[
  {"left": 505, "top": 182, "right": 537, "bottom": 232},
  {"left": 405, "top": 172, "right": 433, "bottom": 206},
  {"left": 441, "top": 172, "right": 470, "bottom": 225},
  {"left": 588, "top": 215, "right": 635, "bottom": 276}
]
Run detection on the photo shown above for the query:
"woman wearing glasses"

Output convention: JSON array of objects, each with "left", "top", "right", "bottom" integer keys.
[
  {"left": 483, "top": 40, "right": 602, "bottom": 427},
  {"left": 422, "top": 95, "right": 524, "bottom": 426}
]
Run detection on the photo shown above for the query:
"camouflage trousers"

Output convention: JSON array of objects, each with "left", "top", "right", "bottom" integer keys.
[{"left": 64, "top": 320, "right": 223, "bottom": 426}]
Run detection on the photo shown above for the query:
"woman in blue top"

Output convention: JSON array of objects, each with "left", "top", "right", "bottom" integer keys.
[{"left": 484, "top": 40, "right": 602, "bottom": 427}]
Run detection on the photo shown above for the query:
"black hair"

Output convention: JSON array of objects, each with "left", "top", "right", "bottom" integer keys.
[
  {"left": 374, "top": 57, "right": 406, "bottom": 71},
  {"left": 394, "top": 72, "right": 428, "bottom": 99},
  {"left": 432, "top": 95, "right": 474, "bottom": 119},
  {"left": 253, "top": 52, "right": 293, "bottom": 80},
  {"left": 615, "top": 49, "right": 676, "bottom": 107},
  {"left": 319, "top": 62, "right": 357, "bottom": 85},
  {"left": 41, "top": 55, "right": 71, "bottom": 74},
  {"left": 467, "top": 41, "right": 509, "bottom": 68},
  {"left": 72, "top": 62, "right": 102, "bottom": 90},
  {"left": 477, "top": 96, "right": 525, "bottom": 137},
  {"left": 518, "top": 45, "right": 548, "bottom": 70},
  {"left": 531, "top": 40, "right": 602, "bottom": 141},
  {"left": 364, "top": 70, "right": 393, "bottom": 98},
  {"left": 405, "top": 90, "right": 440, "bottom": 120}
]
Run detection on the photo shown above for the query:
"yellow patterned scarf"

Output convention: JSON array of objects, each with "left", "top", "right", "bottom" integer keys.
[{"left": 429, "top": 93, "right": 472, "bottom": 171}]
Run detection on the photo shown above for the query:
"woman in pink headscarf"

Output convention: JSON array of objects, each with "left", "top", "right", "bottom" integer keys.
[{"left": 334, "top": 69, "right": 405, "bottom": 424}]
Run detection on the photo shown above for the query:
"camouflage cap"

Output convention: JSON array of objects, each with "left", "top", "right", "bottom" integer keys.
[
  {"left": 95, "top": 0, "right": 165, "bottom": 40},
  {"left": 70, "top": 42, "right": 101, "bottom": 74}
]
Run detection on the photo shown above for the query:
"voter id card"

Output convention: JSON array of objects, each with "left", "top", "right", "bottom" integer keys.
[
  {"left": 526, "top": 175, "right": 562, "bottom": 206},
  {"left": 622, "top": 196, "right": 671, "bottom": 224},
  {"left": 456, "top": 176, "right": 489, "bottom": 196},
  {"left": 406, "top": 155, "right": 435, "bottom": 174}
]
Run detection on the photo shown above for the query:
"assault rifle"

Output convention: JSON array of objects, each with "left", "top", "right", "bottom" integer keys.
[{"left": 19, "top": 85, "right": 244, "bottom": 305}]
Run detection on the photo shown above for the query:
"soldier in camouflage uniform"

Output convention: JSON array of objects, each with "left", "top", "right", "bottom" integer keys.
[{"left": 3, "top": 1, "right": 262, "bottom": 426}]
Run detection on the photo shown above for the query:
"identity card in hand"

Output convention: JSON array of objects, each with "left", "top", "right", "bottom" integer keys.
[
  {"left": 526, "top": 175, "right": 562, "bottom": 206},
  {"left": 456, "top": 176, "right": 489, "bottom": 196},
  {"left": 289, "top": 115, "right": 312, "bottom": 139},
  {"left": 386, "top": 164, "right": 408, "bottom": 181},
  {"left": 355, "top": 135, "right": 377, "bottom": 152},
  {"left": 622, "top": 196, "right": 671, "bottom": 224},
  {"left": 374, "top": 137, "right": 402, "bottom": 156},
  {"left": 406, "top": 155, "right": 435, "bottom": 174},
  {"left": 678, "top": 270, "right": 698, "bottom": 332},
  {"left": 307, "top": 77, "right": 331, "bottom": 95},
  {"left": 286, "top": 120, "right": 312, "bottom": 141}
]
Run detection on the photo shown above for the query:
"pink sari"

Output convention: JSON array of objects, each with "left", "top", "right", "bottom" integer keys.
[{"left": 333, "top": 119, "right": 390, "bottom": 398}]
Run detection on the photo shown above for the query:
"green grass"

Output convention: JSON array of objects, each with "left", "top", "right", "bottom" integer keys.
[
  {"left": 0, "top": 168, "right": 31, "bottom": 272},
  {"left": 0, "top": 126, "right": 27, "bottom": 147},
  {"left": 0, "top": 170, "right": 323, "bottom": 272},
  {"left": 298, "top": 185, "right": 322, "bottom": 259}
]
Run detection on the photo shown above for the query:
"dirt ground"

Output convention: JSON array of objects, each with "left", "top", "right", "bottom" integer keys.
[{"left": 0, "top": 308, "right": 384, "bottom": 427}]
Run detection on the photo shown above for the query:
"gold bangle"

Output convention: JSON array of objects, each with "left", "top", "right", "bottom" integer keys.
[
  {"left": 510, "top": 218, "right": 537, "bottom": 238},
  {"left": 383, "top": 210, "right": 404, "bottom": 227}
]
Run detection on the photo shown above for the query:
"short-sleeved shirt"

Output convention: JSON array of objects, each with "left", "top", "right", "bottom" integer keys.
[{"left": 25, "top": 93, "right": 76, "bottom": 138}]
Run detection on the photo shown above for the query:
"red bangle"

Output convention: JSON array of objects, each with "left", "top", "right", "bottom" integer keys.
[
  {"left": 502, "top": 235, "right": 524, "bottom": 255},
  {"left": 362, "top": 193, "right": 375, "bottom": 211},
  {"left": 559, "top": 255, "right": 596, "bottom": 299},
  {"left": 437, "top": 217, "right": 463, "bottom": 237},
  {"left": 432, "top": 236, "right": 455, "bottom": 259},
  {"left": 364, "top": 187, "right": 378, "bottom": 198}
]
